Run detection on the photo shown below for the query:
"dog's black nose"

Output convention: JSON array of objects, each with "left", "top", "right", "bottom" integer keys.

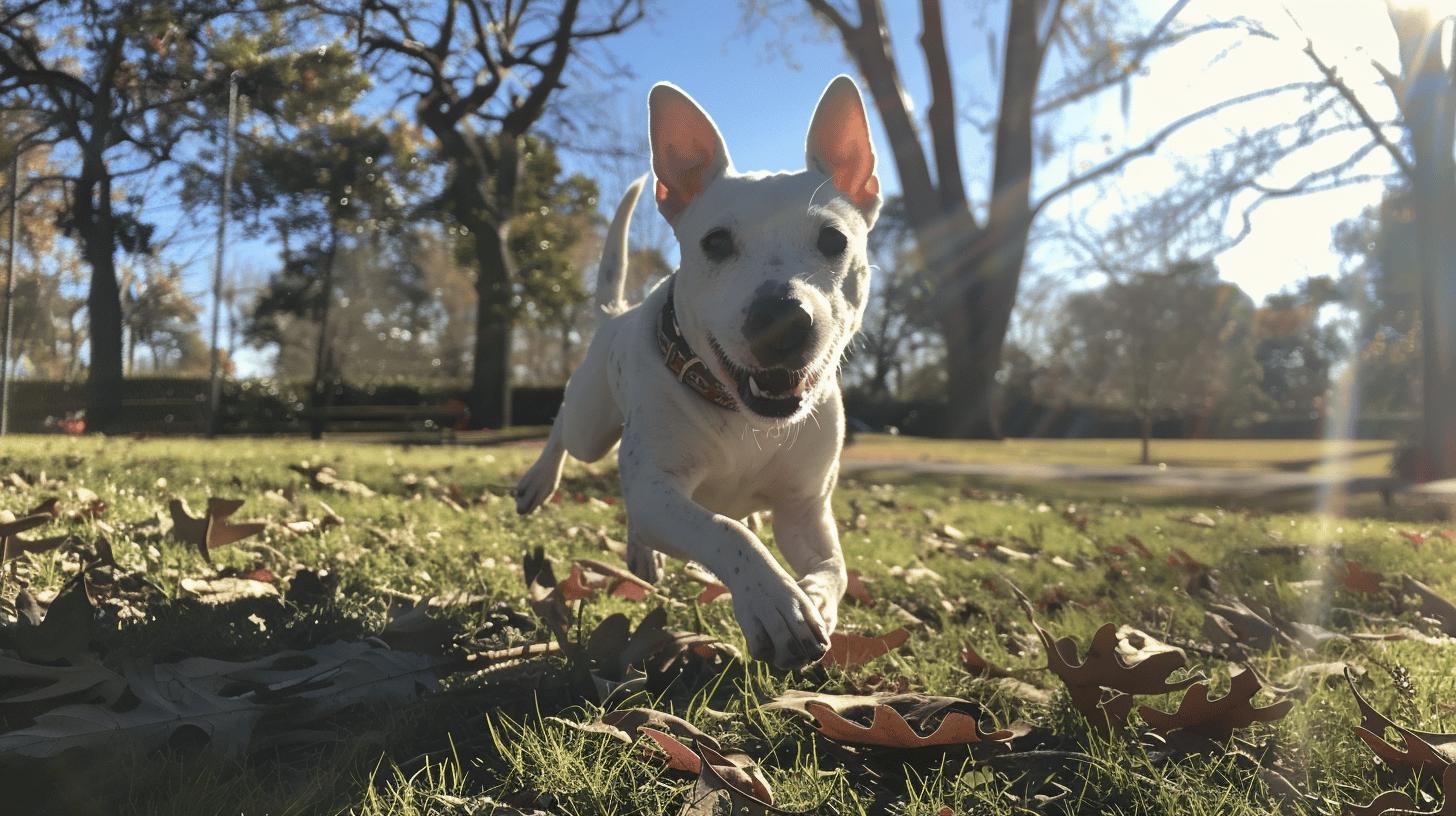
[{"left": 743, "top": 297, "right": 814, "bottom": 368}]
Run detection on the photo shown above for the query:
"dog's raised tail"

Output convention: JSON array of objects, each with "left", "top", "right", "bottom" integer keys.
[{"left": 594, "top": 174, "right": 646, "bottom": 315}]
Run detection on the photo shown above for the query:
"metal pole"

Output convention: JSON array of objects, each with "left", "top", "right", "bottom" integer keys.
[
  {"left": 1, "top": 148, "right": 19, "bottom": 437},
  {"left": 207, "top": 72, "right": 240, "bottom": 438}
]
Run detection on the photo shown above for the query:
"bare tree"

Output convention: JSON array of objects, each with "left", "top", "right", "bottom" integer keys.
[
  {"left": 750, "top": 0, "right": 1289, "bottom": 436},
  {"left": 356, "top": 0, "right": 645, "bottom": 428},
  {"left": 1086, "top": 4, "right": 1456, "bottom": 475},
  {"left": 1354, "top": 6, "right": 1456, "bottom": 478}
]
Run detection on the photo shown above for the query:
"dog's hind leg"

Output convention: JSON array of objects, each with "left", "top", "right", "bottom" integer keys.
[
  {"left": 558, "top": 333, "right": 623, "bottom": 463},
  {"left": 515, "top": 420, "right": 568, "bottom": 515},
  {"left": 516, "top": 329, "right": 623, "bottom": 516}
]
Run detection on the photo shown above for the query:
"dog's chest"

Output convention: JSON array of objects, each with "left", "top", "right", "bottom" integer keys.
[{"left": 690, "top": 468, "right": 775, "bottom": 520}]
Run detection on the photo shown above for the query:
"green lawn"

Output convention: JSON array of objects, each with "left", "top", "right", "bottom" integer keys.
[
  {"left": 845, "top": 434, "right": 1399, "bottom": 477},
  {"left": 0, "top": 434, "right": 1451, "bottom": 815}
]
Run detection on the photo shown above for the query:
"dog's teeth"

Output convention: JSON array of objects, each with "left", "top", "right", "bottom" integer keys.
[{"left": 749, "top": 376, "right": 766, "bottom": 398}]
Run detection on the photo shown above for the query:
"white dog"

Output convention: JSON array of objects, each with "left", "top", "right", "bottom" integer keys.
[{"left": 515, "top": 75, "right": 880, "bottom": 669}]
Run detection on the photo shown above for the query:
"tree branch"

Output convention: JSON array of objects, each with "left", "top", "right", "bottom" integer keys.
[
  {"left": 803, "top": 0, "right": 857, "bottom": 37},
  {"left": 1030, "top": 81, "right": 1327, "bottom": 220},
  {"left": 805, "top": 0, "right": 948, "bottom": 234},
  {"left": 918, "top": 0, "right": 965, "bottom": 211},
  {"left": 1033, "top": 17, "right": 1269, "bottom": 119},
  {"left": 1302, "top": 38, "right": 1415, "bottom": 181}
]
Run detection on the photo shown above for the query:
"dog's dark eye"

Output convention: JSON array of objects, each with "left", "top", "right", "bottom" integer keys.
[
  {"left": 817, "top": 225, "right": 847, "bottom": 258},
  {"left": 700, "top": 228, "right": 735, "bottom": 262}
]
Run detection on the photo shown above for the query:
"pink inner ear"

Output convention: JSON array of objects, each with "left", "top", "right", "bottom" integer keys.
[
  {"left": 654, "top": 150, "right": 712, "bottom": 219},
  {"left": 650, "top": 89, "right": 727, "bottom": 220},
  {"left": 818, "top": 129, "right": 878, "bottom": 208},
  {"left": 810, "top": 93, "right": 878, "bottom": 209}
]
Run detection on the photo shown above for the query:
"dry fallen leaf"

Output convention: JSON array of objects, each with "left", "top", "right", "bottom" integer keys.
[
  {"left": 0, "top": 654, "right": 125, "bottom": 705},
  {"left": 1200, "top": 597, "right": 1338, "bottom": 654},
  {"left": 1138, "top": 669, "right": 1293, "bottom": 740},
  {"left": 379, "top": 599, "right": 457, "bottom": 657},
  {"left": 768, "top": 690, "right": 1019, "bottom": 752},
  {"left": 557, "top": 564, "right": 596, "bottom": 603},
  {"left": 168, "top": 498, "right": 266, "bottom": 561},
  {"left": 180, "top": 576, "right": 280, "bottom": 604},
  {"left": 26, "top": 497, "right": 60, "bottom": 517},
  {"left": 1340, "top": 561, "right": 1387, "bottom": 594},
  {"left": 288, "top": 463, "right": 376, "bottom": 497},
  {"left": 845, "top": 569, "right": 875, "bottom": 607},
  {"left": 684, "top": 562, "right": 729, "bottom": 603},
  {"left": 681, "top": 743, "right": 783, "bottom": 816},
  {"left": 0, "top": 641, "right": 436, "bottom": 760},
  {"left": 1124, "top": 535, "right": 1154, "bottom": 559},
  {"left": 577, "top": 558, "right": 654, "bottom": 600},
  {"left": 0, "top": 512, "right": 60, "bottom": 563},
  {"left": 1402, "top": 576, "right": 1456, "bottom": 637},
  {"left": 1344, "top": 763, "right": 1456, "bottom": 815},
  {"left": 1346, "top": 667, "right": 1456, "bottom": 778},
  {"left": 523, "top": 546, "right": 571, "bottom": 643},
  {"left": 640, "top": 726, "right": 703, "bottom": 773},
  {"left": 1023, "top": 600, "right": 1201, "bottom": 722},
  {"left": 959, "top": 645, "right": 1015, "bottom": 679},
  {"left": 552, "top": 707, "right": 713, "bottom": 749},
  {"left": 11, "top": 579, "right": 96, "bottom": 663},
  {"left": 804, "top": 700, "right": 1014, "bottom": 748},
  {"left": 1177, "top": 512, "right": 1218, "bottom": 529},
  {"left": 824, "top": 628, "right": 909, "bottom": 668},
  {"left": 1166, "top": 547, "right": 1208, "bottom": 573}
]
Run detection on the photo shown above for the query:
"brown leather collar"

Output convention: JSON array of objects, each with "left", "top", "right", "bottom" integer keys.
[{"left": 657, "top": 279, "right": 739, "bottom": 411}]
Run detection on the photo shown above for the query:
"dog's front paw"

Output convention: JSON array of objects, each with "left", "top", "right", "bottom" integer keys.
[
  {"left": 732, "top": 576, "right": 830, "bottom": 670},
  {"left": 514, "top": 461, "right": 561, "bottom": 516},
  {"left": 798, "top": 576, "right": 842, "bottom": 636},
  {"left": 626, "top": 536, "right": 662, "bottom": 583}
]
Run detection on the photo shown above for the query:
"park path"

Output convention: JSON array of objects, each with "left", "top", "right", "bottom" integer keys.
[{"left": 838, "top": 457, "right": 1394, "bottom": 499}]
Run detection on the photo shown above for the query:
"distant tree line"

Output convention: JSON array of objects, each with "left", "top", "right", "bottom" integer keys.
[{"left": 1, "top": 0, "right": 1450, "bottom": 474}]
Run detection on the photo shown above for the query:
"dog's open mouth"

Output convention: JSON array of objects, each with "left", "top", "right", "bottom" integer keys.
[
  {"left": 738, "top": 365, "right": 816, "bottom": 417},
  {"left": 709, "top": 338, "right": 818, "bottom": 419}
]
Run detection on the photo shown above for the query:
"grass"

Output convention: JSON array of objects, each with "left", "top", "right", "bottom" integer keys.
[
  {"left": 0, "top": 433, "right": 1451, "bottom": 815},
  {"left": 845, "top": 434, "right": 1398, "bottom": 477}
]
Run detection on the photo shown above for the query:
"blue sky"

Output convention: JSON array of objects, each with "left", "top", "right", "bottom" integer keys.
[
  {"left": 535, "top": 0, "right": 1402, "bottom": 303},
  {"left": 201, "top": 0, "right": 1408, "bottom": 374}
]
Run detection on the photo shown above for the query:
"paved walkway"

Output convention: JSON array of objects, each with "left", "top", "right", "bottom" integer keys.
[{"left": 839, "top": 457, "right": 1396, "bottom": 498}]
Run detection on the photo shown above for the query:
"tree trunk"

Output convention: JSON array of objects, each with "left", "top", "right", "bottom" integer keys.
[
  {"left": 470, "top": 223, "right": 512, "bottom": 429},
  {"left": 560, "top": 321, "right": 573, "bottom": 382},
  {"left": 76, "top": 169, "right": 123, "bottom": 433},
  {"left": 1415, "top": 165, "right": 1456, "bottom": 479},
  {"left": 1403, "top": 17, "right": 1456, "bottom": 479},
  {"left": 1140, "top": 414, "right": 1152, "bottom": 465},
  {"left": 309, "top": 234, "right": 339, "bottom": 441},
  {"left": 936, "top": 226, "right": 1028, "bottom": 438}
]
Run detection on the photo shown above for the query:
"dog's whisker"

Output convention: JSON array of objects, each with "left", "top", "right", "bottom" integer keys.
[{"left": 806, "top": 177, "right": 834, "bottom": 214}]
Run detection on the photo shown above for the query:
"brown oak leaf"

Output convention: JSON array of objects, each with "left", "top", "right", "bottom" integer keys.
[
  {"left": 1022, "top": 599, "right": 1201, "bottom": 720},
  {"left": 1346, "top": 667, "right": 1456, "bottom": 778},
  {"left": 1138, "top": 669, "right": 1293, "bottom": 740},
  {"left": 824, "top": 628, "right": 909, "bottom": 668},
  {"left": 803, "top": 699, "right": 1014, "bottom": 748},
  {"left": 168, "top": 498, "right": 266, "bottom": 561}
]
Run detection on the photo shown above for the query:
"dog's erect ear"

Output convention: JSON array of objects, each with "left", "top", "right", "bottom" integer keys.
[
  {"left": 649, "top": 83, "right": 731, "bottom": 223},
  {"left": 805, "top": 75, "right": 880, "bottom": 219}
]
